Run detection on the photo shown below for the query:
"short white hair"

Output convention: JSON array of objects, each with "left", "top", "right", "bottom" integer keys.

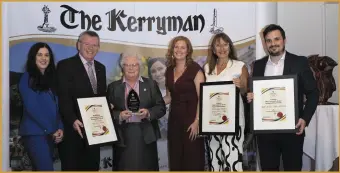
[{"left": 119, "top": 52, "right": 144, "bottom": 74}]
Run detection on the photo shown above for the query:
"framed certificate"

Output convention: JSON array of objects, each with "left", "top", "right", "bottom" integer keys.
[
  {"left": 199, "top": 81, "right": 239, "bottom": 135},
  {"left": 77, "top": 97, "right": 118, "bottom": 145},
  {"left": 250, "top": 75, "right": 299, "bottom": 134}
]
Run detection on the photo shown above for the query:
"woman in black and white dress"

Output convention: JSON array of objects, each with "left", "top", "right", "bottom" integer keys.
[{"left": 203, "top": 33, "right": 249, "bottom": 171}]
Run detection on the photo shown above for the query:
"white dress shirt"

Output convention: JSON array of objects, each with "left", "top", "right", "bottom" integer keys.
[
  {"left": 79, "top": 54, "right": 97, "bottom": 80},
  {"left": 264, "top": 51, "right": 286, "bottom": 76}
]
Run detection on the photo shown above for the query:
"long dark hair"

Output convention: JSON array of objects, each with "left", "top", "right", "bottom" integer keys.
[
  {"left": 25, "top": 42, "right": 57, "bottom": 94},
  {"left": 206, "top": 33, "right": 238, "bottom": 75}
]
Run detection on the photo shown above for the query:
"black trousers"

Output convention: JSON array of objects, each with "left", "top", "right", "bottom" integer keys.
[
  {"left": 58, "top": 126, "right": 100, "bottom": 171},
  {"left": 257, "top": 133, "right": 304, "bottom": 171}
]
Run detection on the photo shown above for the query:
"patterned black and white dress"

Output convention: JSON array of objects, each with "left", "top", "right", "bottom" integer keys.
[{"left": 203, "top": 61, "right": 245, "bottom": 171}]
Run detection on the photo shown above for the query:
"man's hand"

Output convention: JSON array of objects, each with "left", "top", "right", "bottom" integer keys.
[
  {"left": 73, "top": 120, "right": 83, "bottom": 138},
  {"left": 296, "top": 118, "right": 306, "bottom": 135}
]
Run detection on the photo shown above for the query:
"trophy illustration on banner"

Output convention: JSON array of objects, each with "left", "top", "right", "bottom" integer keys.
[
  {"left": 210, "top": 8, "right": 224, "bottom": 34},
  {"left": 37, "top": 5, "right": 57, "bottom": 33}
]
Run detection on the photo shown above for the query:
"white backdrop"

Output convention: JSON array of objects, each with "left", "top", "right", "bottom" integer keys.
[{"left": 4, "top": 2, "right": 259, "bottom": 171}]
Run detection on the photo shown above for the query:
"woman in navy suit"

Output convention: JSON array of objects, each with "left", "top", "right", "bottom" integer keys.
[{"left": 19, "top": 42, "right": 63, "bottom": 171}]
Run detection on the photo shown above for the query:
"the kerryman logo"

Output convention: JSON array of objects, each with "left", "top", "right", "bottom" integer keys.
[
  {"left": 210, "top": 8, "right": 224, "bottom": 34},
  {"left": 59, "top": 4, "right": 206, "bottom": 35},
  {"left": 37, "top": 5, "right": 57, "bottom": 33}
]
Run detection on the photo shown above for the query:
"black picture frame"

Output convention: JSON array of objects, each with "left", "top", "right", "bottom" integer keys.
[
  {"left": 249, "top": 75, "right": 299, "bottom": 134},
  {"left": 199, "top": 81, "right": 240, "bottom": 136}
]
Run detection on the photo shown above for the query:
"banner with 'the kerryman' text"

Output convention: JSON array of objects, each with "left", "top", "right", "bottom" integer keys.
[{"left": 6, "top": 2, "right": 256, "bottom": 171}]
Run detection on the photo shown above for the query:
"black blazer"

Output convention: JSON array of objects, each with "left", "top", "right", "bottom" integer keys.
[
  {"left": 56, "top": 54, "right": 107, "bottom": 127},
  {"left": 107, "top": 77, "right": 166, "bottom": 146},
  {"left": 252, "top": 51, "right": 319, "bottom": 126}
]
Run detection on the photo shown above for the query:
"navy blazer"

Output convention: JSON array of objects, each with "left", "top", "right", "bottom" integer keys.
[{"left": 19, "top": 72, "right": 63, "bottom": 136}]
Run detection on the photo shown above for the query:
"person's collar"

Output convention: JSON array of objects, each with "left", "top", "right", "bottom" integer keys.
[
  {"left": 122, "top": 76, "right": 144, "bottom": 83},
  {"left": 268, "top": 51, "right": 286, "bottom": 64},
  {"left": 79, "top": 53, "right": 94, "bottom": 65}
]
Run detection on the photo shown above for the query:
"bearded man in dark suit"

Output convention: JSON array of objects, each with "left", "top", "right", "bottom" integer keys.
[{"left": 247, "top": 24, "right": 319, "bottom": 171}]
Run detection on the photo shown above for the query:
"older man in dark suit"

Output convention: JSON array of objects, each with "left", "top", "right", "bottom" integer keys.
[
  {"left": 247, "top": 24, "right": 319, "bottom": 171},
  {"left": 57, "top": 31, "right": 106, "bottom": 171},
  {"left": 107, "top": 52, "right": 166, "bottom": 171}
]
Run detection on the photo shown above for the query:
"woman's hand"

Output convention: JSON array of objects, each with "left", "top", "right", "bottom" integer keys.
[
  {"left": 232, "top": 77, "right": 242, "bottom": 88},
  {"left": 247, "top": 92, "right": 254, "bottom": 103},
  {"left": 53, "top": 129, "right": 63, "bottom": 144},
  {"left": 234, "top": 66, "right": 250, "bottom": 95},
  {"left": 187, "top": 119, "right": 199, "bottom": 141}
]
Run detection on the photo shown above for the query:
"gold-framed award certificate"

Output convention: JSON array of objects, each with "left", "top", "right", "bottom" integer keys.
[
  {"left": 250, "top": 75, "right": 299, "bottom": 134},
  {"left": 77, "top": 97, "right": 117, "bottom": 145},
  {"left": 199, "top": 81, "right": 239, "bottom": 135}
]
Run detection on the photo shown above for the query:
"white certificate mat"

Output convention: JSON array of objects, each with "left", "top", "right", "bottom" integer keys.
[
  {"left": 199, "top": 81, "right": 239, "bottom": 135},
  {"left": 77, "top": 97, "right": 117, "bottom": 145},
  {"left": 251, "top": 75, "right": 298, "bottom": 133}
]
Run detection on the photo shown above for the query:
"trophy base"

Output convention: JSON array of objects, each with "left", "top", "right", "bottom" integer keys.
[{"left": 127, "top": 112, "right": 142, "bottom": 123}]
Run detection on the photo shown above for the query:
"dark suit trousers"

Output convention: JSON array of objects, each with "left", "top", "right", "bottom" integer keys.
[
  {"left": 257, "top": 133, "right": 304, "bottom": 171},
  {"left": 58, "top": 126, "right": 100, "bottom": 171}
]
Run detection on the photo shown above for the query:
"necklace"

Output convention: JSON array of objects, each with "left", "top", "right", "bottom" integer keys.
[{"left": 217, "top": 58, "right": 228, "bottom": 67}]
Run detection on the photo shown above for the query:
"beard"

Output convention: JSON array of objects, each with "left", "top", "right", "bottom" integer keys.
[{"left": 268, "top": 45, "right": 285, "bottom": 56}]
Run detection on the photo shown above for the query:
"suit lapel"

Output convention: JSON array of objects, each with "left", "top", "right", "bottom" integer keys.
[
  {"left": 139, "top": 79, "right": 148, "bottom": 108},
  {"left": 75, "top": 55, "right": 94, "bottom": 94},
  {"left": 283, "top": 52, "right": 292, "bottom": 75},
  {"left": 254, "top": 56, "right": 268, "bottom": 77},
  {"left": 94, "top": 61, "right": 103, "bottom": 94},
  {"left": 116, "top": 80, "right": 126, "bottom": 110}
]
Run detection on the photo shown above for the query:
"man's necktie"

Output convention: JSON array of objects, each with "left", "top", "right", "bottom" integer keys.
[{"left": 86, "top": 61, "right": 97, "bottom": 94}]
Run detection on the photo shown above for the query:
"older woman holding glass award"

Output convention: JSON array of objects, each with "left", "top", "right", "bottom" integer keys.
[{"left": 107, "top": 52, "right": 166, "bottom": 171}]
